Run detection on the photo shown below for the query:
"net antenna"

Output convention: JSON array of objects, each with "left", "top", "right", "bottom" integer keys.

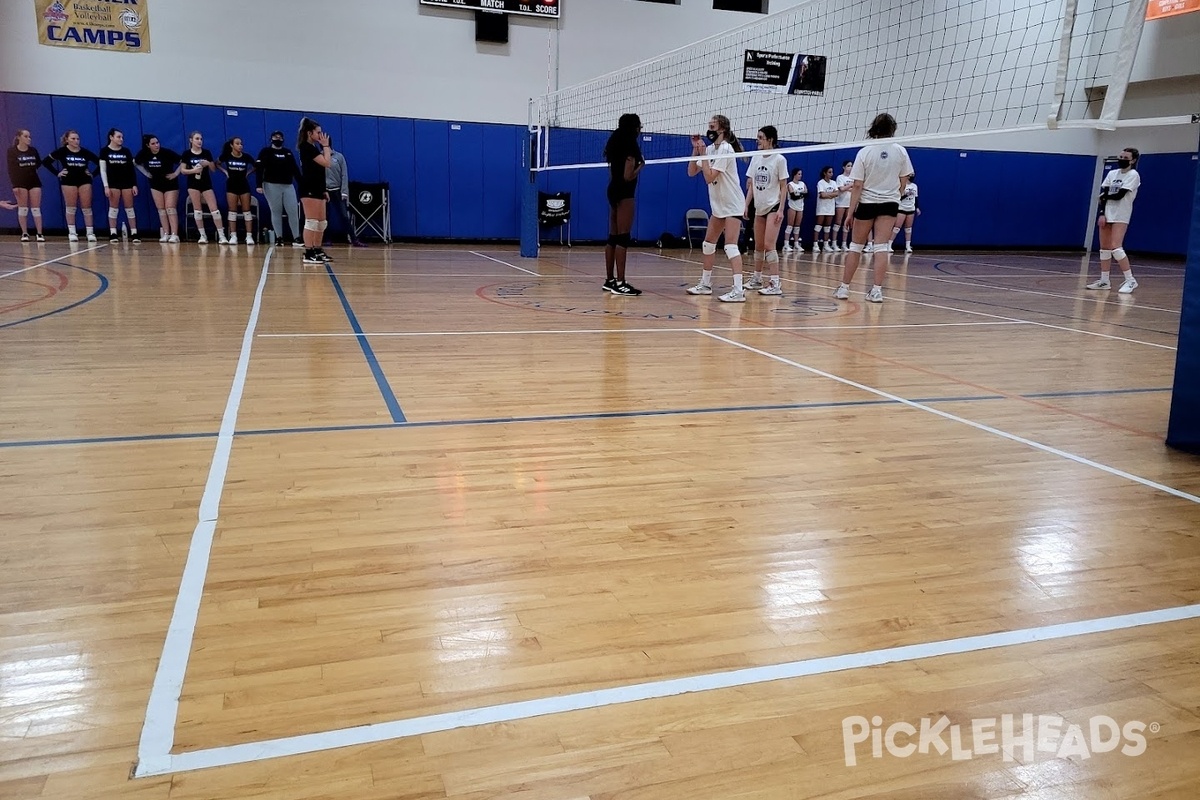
[{"left": 529, "top": 0, "right": 1192, "bottom": 172}]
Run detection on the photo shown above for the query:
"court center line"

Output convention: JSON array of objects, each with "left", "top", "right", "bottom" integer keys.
[
  {"left": 325, "top": 265, "right": 406, "bottom": 423},
  {"left": 135, "top": 246, "right": 274, "bottom": 778},
  {"left": 134, "top": 602, "right": 1200, "bottom": 776},
  {"left": 698, "top": 330, "right": 1199, "bottom": 504},
  {"left": 470, "top": 250, "right": 539, "bottom": 275},
  {"left": 907, "top": 272, "right": 1182, "bottom": 315},
  {"left": 0, "top": 243, "right": 108, "bottom": 278}
]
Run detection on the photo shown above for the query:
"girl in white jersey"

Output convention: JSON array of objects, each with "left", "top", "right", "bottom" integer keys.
[
  {"left": 814, "top": 166, "right": 838, "bottom": 253},
  {"left": 832, "top": 160, "right": 854, "bottom": 251},
  {"left": 890, "top": 173, "right": 919, "bottom": 253},
  {"left": 686, "top": 114, "right": 748, "bottom": 302},
  {"left": 834, "top": 113, "right": 913, "bottom": 303},
  {"left": 743, "top": 125, "right": 789, "bottom": 296},
  {"left": 784, "top": 168, "right": 806, "bottom": 253},
  {"left": 1087, "top": 148, "right": 1141, "bottom": 294}
]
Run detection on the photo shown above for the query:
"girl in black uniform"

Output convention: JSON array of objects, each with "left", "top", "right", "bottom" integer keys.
[
  {"left": 43, "top": 130, "right": 100, "bottom": 242},
  {"left": 219, "top": 137, "right": 255, "bottom": 245},
  {"left": 181, "top": 131, "right": 226, "bottom": 244},
  {"left": 135, "top": 134, "right": 182, "bottom": 242},
  {"left": 297, "top": 117, "right": 333, "bottom": 264},
  {"left": 6, "top": 129, "right": 45, "bottom": 242},
  {"left": 99, "top": 128, "right": 139, "bottom": 243},
  {"left": 602, "top": 113, "right": 644, "bottom": 296}
]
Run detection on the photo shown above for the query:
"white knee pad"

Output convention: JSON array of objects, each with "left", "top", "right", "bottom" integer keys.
[
  {"left": 892, "top": 227, "right": 901, "bottom": 236},
  {"left": 304, "top": 218, "right": 322, "bottom": 232},
  {"left": 66, "top": 206, "right": 76, "bottom": 215},
  {"left": 724, "top": 244, "right": 741, "bottom": 260},
  {"left": 166, "top": 207, "right": 177, "bottom": 218},
  {"left": 813, "top": 226, "right": 823, "bottom": 235},
  {"left": 108, "top": 208, "right": 119, "bottom": 220},
  {"left": 227, "top": 212, "right": 238, "bottom": 222},
  {"left": 1112, "top": 247, "right": 1126, "bottom": 261},
  {"left": 30, "top": 208, "right": 40, "bottom": 217},
  {"left": 702, "top": 241, "right": 717, "bottom": 256},
  {"left": 319, "top": 220, "right": 329, "bottom": 231},
  {"left": 832, "top": 224, "right": 841, "bottom": 234},
  {"left": 193, "top": 211, "right": 204, "bottom": 222},
  {"left": 848, "top": 242, "right": 866, "bottom": 253},
  {"left": 17, "top": 206, "right": 28, "bottom": 218},
  {"left": 765, "top": 250, "right": 779, "bottom": 263}
]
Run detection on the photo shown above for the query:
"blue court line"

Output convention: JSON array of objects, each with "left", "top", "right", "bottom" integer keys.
[
  {"left": 0, "top": 264, "right": 110, "bottom": 330},
  {"left": 925, "top": 262, "right": 1178, "bottom": 338},
  {"left": 0, "top": 387, "right": 1173, "bottom": 450},
  {"left": 324, "top": 264, "right": 406, "bottom": 423}
]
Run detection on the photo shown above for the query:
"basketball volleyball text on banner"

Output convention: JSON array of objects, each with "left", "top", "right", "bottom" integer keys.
[
  {"left": 1146, "top": 0, "right": 1199, "bottom": 18},
  {"left": 35, "top": 0, "right": 151, "bottom": 54}
]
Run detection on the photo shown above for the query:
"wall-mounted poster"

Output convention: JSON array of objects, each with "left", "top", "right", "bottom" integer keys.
[{"left": 35, "top": 0, "right": 151, "bottom": 53}]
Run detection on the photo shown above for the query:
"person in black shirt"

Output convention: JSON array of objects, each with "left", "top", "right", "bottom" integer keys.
[
  {"left": 135, "top": 134, "right": 182, "bottom": 242},
  {"left": 602, "top": 113, "right": 644, "bottom": 295},
  {"left": 255, "top": 130, "right": 303, "bottom": 247},
  {"left": 296, "top": 117, "right": 333, "bottom": 264},
  {"left": 43, "top": 129, "right": 100, "bottom": 242},
  {"left": 99, "top": 128, "right": 140, "bottom": 243},
  {"left": 6, "top": 129, "right": 46, "bottom": 242},
  {"left": 181, "top": 131, "right": 226, "bottom": 244},
  {"left": 220, "top": 137, "right": 256, "bottom": 245}
]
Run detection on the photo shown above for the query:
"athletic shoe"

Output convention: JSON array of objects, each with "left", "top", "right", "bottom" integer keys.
[
  {"left": 718, "top": 288, "right": 746, "bottom": 303},
  {"left": 246, "top": 237, "right": 256, "bottom": 246},
  {"left": 168, "top": 235, "right": 179, "bottom": 244},
  {"left": 36, "top": 234, "right": 45, "bottom": 243},
  {"left": 86, "top": 232, "right": 97, "bottom": 242},
  {"left": 603, "top": 278, "right": 618, "bottom": 293},
  {"left": 686, "top": 283, "right": 713, "bottom": 295},
  {"left": 291, "top": 241, "right": 305, "bottom": 248},
  {"left": 218, "top": 233, "right": 229, "bottom": 245},
  {"left": 758, "top": 283, "right": 783, "bottom": 296},
  {"left": 782, "top": 243, "right": 792, "bottom": 253},
  {"left": 1086, "top": 279, "right": 1111, "bottom": 290},
  {"left": 905, "top": 244, "right": 913, "bottom": 253},
  {"left": 795, "top": 243, "right": 805, "bottom": 253},
  {"left": 227, "top": 234, "right": 238, "bottom": 245},
  {"left": 131, "top": 234, "right": 140, "bottom": 244},
  {"left": 833, "top": 242, "right": 842, "bottom": 252},
  {"left": 318, "top": 249, "right": 333, "bottom": 262},
  {"left": 68, "top": 233, "right": 79, "bottom": 242},
  {"left": 302, "top": 250, "right": 324, "bottom": 265},
  {"left": 109, "top": 232, "right": 119, "bottom": 243},
  {"left": 611, "top": 281, "right": 642, "bottom": 296},
  {"left": 1118, "top": 278, "right": 1138, "bottom": 294},
  {"left": 20, "top": 233, "right": 29, "bottom": 242},
  {"left": 833, "top": 284, "right": 850, "bottom": 300},
  {"left": 744, "top": 276, "right": 764, "bottom": 290},
  {"left": 159, "top": 232, "right": 169, "bottom": 242},
  {"left": 866, "top": 287, "right": 884, "bottom": 303},
  {"left": 198, "top": 234, "right": 208, "bottom": 244}
]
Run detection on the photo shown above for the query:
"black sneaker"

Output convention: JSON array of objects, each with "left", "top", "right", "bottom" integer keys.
[
  {"left": 302, "top": 249, "right": 324, "bottom": 265},
  {"left": 603, "top": 278, "right": 618, "bottom": 293},
  {"left": 109, "top": 232, "right": 119, "bottom": 242},
  {"left": 131, "top": 233, "right": 141, "bottom": 243},
  {"left": 318, "top": 249, "right": 333, "bottom": 262},
  {"left": 611, "top": 281, "right": 642, "bottom": 296}
]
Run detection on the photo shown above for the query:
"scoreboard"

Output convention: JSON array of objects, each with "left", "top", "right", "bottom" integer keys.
[{"left": 420, "top": 0, "right": 560, "bottom": 19}]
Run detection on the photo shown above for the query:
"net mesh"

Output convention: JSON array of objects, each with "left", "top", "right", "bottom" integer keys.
[{"left": 531, "top": 0, "right": 1133, "bottom": 167}]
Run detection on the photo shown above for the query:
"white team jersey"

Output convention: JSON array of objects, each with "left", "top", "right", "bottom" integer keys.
[
  {"left": 787, "top": 179, "right": 807, "bottom": 211},
  {"left": 1100, "top": 167, "right": 1140, "bottom": 222},
  {"left": 834, "top": 173, "right": 854, "bottom": 207},
  {"left": 898, "top": 182, "right": 919, "bottom": 213},
  {"left": 849, "top": 142, "right": 914, "bottom": 204},
  {"left": 815, "top": 179, "right": 839, "bottom": 216},
  {"left": 701, "top": 141, "right": 745, "bottom": 219},
  {"left": 748, "top": 153, "right": 788, "bottom": 214}
]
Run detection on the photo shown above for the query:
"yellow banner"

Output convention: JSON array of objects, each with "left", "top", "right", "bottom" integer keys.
[
  {"left": 1147, "top": 0, "right": 1200, "bottom": 19},
  {"left": 35, "top": 0, "right": 150, "bottom": 53}
]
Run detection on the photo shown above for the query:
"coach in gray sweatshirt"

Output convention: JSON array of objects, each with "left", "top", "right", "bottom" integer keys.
[{"left": 324, "top": 139, "right": 364, "bottom": 247}]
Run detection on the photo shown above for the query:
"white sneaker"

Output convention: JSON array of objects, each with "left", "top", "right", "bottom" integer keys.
[
  {"left": 866, "top": 287, "right": 884, "bottom": 303},
  {"left": 20, "top": 233, "right": 30, "bottom": 242},
  {"left": 758, "top": 283, "right": 783, "bottom": 296},
  {"left": 159, "top": 232, "right": 168, "bottom": 242},
  {"left": 168, "top": 234, "right": 180, "bottom": 243},
  {"left": 1086, "top": 279, "right": 1111, "bottom": 290},
  {"left": 246, "top": 236, "right": 256, "bottom": 246},
  {"left": 744, "top": 276, "right": 764, "bottom": 290},
  {"left": 782, "top": 243, "right": 793, "bottom": 253},
  {"left": 686, "top": 283, "right": 712, "bottom": 295},
  {"left": 905, "top": 244, "right": 913, "bottom": 253},
  {"left": 1118, "top": 278, "right": 1138, "bottom": 294},
  {"left": 86, "top": 232, "right": 97, "bottom": 242},
  {"left": 831, "top": 242, "right": 840, "bottom": 252},
  {"left": 795, "top": 243, "right": 805, "bottom": 253},
  {"left": 227, "top": 233, "right": 238, "bottom": 245},
  {"left": 719, "top": 288, "right": 746, "bottom": 303},
  {"left": 198, "top": 234, "right": 208, "bottom": 244},
  {"left": 833, "top": 285, "right": 850, "bottom": 300},
  {"left": 218, "top": 233, "right": 229, "bottom": 245},
  {"left": 68, "top": 232, "right": 79, "bottom": 242}
]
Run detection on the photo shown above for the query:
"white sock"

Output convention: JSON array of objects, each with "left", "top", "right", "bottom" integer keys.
[
  {"left": 905, "top": 228, "right": 913, "bottom": 245},
  {"left": 1122, "top": 269, "right": 1133, "bottom": 280},
  {"left": 701, "top": 269, "right": 713, "bottom": 287},
  {"left": 753, "top": 271, "right": 762, "bottom": 282},
  {"left": 733, "top": 273, "right": 743, "bottom": 291}
]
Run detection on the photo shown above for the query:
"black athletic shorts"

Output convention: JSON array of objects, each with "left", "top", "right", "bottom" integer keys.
[
  {"left": 854, "top": 201, "right": 899, "bottom": 221},
  {"left": 607, "top": 182, "right": 635, "bottom": 208}
]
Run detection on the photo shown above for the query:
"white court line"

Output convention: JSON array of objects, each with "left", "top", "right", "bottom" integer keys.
[
  {"left": 654, "top": 251, "right": 1177, "bottom": 351},
  {"left": 0, "top": 243, "right": 108, "bottom": 278},
  {"left": 470, "top": 250, "right": 539, "bottom": 275},
  {"left": 913, "top": 253, "right": 1187, "bottom": 278},
  {"left": 135, "top": 602, "right": 1200, "bottom": 776},
  {"left": 700, "top": 330, "right": 1199, "bottom": 503},
  {"left": 135, "top": 247, "right": 273, "bottom": 778},
  {"left": 905, "top": 272, "right": 1183, "bottom": 315},
  {"left": 256, "top": 322, "right": 1027, "bottom": 338}
]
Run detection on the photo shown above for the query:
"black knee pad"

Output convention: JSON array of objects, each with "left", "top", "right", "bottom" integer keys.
[{"left": 613, "top": 233, "right": 631, "bottom": 248}]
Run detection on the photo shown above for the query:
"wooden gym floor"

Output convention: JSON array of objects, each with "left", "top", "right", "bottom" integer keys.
[{"left": 1, "top": 238, "right": 1199, "bottom": 799}]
